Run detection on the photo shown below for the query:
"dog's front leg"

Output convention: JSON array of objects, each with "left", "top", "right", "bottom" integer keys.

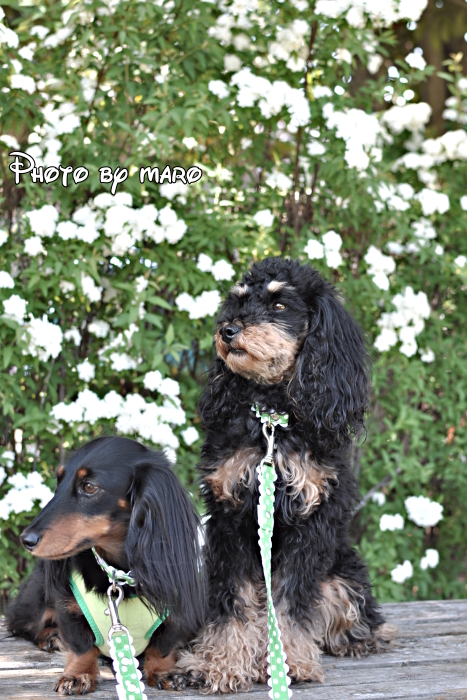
[{"left": 53, "top": 599, "right": 100, "bottom": 695}]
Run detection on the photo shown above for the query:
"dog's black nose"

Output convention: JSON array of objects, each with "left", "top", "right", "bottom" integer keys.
[
  {"left": 220, "top": 324, "right": 241, "bottom": 344},
  {"left": 20, "top": 531, "right": 40, "bottom": 550}
]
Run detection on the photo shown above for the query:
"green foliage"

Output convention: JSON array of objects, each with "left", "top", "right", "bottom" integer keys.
[{"left": 0, "top": 0, "right": 466, "bottom": 603}]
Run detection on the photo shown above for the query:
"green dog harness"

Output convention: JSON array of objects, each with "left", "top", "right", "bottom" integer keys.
[{"left": 69, "top": 571, "right": 164, "bottom": 657}]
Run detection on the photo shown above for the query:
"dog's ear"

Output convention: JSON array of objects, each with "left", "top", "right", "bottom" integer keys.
[
  {"left": 126, "top": 454, "right": 205, "bottom": 636},
  {"left": 288, "top": 288, "right": 370, "bottom": 444}
]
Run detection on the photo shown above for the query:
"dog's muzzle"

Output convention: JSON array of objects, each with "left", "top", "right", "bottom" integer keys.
[{"left": 220, "top": 324, "right": 242, "bottom": 345}]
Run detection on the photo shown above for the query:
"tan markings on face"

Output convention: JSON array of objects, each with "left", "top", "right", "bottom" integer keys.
[
  {"left": 204, "top": 448, "right": 261, "bottom": 504},
  {"left": 33, "top": 515, "right": 121, "bottom": 559},
  {"left": 118, "top": 498, "right": 128, "bottom": 509},
  {"left": 175, "top": 580, "right": 268, "bottom": 692},
  {"left": 57, "top": 466, "right": 64, "bottom": 478},
  {"left": 275, "top": 450, "right": 338, "bottom": 516},
  {"left": 317, "top": 577, "right": 397, "bottom": 657},
  {"left": 55, "top": 647, "right": 100, "bottom": 694},
  {"left": 216, "top": 323, "right": 299, "bottom": 384},
  {"left": 230, "top": 284, "right": 249, "bottom": 297},
  {"left": 267, "top": 280, "right": 290, "bottom": 294},
  {"left": 144, "top": 647, "right": 178, "bottom": 683},
  {"left": 77, "top": 468, "right": 88, "bottom": 479}
]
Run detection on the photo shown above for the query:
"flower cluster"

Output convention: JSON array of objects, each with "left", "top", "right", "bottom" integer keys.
[
  {"left": 315, "top": 0, "right": 428, "bottom": 27},
  {"left": 21, "top": 315, "right": 64, "bottom": 362},
  {"left": 323, "top": 104, "right": 385, "bottom": 171},
  {"left": 230, "top": 68, "right": 310, "bottom": 130},
  {"left": 304, "top": 230, "right": 343, "bottom": 268},
  {"left": 364, "top": 246, "right": 396, "bottom": 290},
  {"left": 0, "top": 472, "right": 53, "bottom": 521},
  {"left": 197, "top": 254, "right": 235, "bottom": 281},
  {"left": 405, "top": 495, "right": 444, "bottom": 527},
  {"left": 175, "top": 290, "right": 222, "bottom": 320},
  {"left": 374, "top": 286, "right": 431, "bottom": 357}
]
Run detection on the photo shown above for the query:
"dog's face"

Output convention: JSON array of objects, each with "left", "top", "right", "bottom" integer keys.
[
  {"left": 19, "top": 439, "right": 139, "bottom": 560},
  {"left": 215, "top": 273, "right": 310, "bottom": 384}
]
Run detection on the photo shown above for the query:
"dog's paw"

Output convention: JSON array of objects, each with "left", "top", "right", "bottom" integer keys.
[
  {"left": 38, "top": 628, "right": 61, "bottom": 653},
  {"left": 145, "top": 671, "right": 189, "bottom": 690},
  {"left": 53, "top": 674, "right": 96, "bottom": 695}
]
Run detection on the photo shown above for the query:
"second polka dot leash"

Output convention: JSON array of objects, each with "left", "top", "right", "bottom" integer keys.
[{"left": 252, "top": 405, "right": 292, "bottom": 700}]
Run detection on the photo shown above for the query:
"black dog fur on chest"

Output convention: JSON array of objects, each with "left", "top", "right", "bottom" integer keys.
[{"left": 168, "top": 257, "right": 395, "bottom": 692}]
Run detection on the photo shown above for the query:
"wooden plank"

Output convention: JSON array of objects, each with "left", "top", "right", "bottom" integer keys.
[{"left": 1, "top": 600, "right": 467, "bottom": 699}]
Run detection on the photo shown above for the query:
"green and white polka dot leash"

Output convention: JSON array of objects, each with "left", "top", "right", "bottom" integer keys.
[
  {"left": 94, "top": 548, "right": 147, "bottom": 700},
  {"left": 252, "top": 405, "right": 292, "bottom": 700}
]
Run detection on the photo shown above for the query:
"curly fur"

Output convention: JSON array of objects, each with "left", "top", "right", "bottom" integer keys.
[{"left": 173, "top": 257, "right": 395, "bottom": 691}]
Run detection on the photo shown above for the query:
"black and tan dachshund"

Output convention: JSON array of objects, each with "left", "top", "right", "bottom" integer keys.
[{"left": 7, "top": 436, "right": 205, "bottom": 695}]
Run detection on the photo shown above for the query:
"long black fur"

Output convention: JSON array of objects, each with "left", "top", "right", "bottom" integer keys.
[{"left": 7, "top": 436, "right": 205, "bottom": 693}]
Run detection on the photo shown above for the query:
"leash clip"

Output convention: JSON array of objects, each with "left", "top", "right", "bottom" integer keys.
[
  {"left": 105, "top": 584, "right": 126, "bottom": 636},
  {"left": 261, "top": 421, "right": 276, "bottom": 466}
]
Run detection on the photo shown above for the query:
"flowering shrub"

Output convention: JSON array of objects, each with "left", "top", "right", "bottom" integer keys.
[{"left": 1, "top": 0, "right": 466, "bottom": 602}]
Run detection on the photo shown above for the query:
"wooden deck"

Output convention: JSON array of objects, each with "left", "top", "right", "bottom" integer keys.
[{"left": 1, "top": 600, "right": 467, "bottom": 699}]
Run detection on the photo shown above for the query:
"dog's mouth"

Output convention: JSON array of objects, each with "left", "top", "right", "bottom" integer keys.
[{"left": 228, "top": 346, "right": 247, "bottom": 356}]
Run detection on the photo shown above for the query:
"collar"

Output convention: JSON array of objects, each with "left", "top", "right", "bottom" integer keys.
[
  {"left": 91, "top": 547, "right": 136, "bottom": 587},
  {"left": 252, "top": 404, "right": 289, "bottom": 428}
]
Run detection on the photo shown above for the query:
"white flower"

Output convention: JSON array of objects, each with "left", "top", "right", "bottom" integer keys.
[
  {"left": 241, "top": 137, "right": 253, "bottom": 149},
  {"left": 0, "top": 471, "right": 53, "bottom": 520},
  {"left": 2, "top": 294, "right": 27, "bottom": 324},
  {"left": 405, "top": 495, "right": 443, "bottom": 527},
  {"left": 88, "top": 320, "right": 110, "bottom": 338},
  {"left": 322, "top": 230, "right": 343, "bottom": 268},
  {"left": 159, "top": 182, "right": 189, "bottom": 203},
  {"left": 265, "top": 171, "right": 293, "bottom": 191},
  {"left": 57, "top": 221, "right": 79, "bottom": 241},
  {"left": 416, "top": 189, "right": 450, "bottom": 216},
  {"left": 0, "top": 450, "right": 15, "bottom": 467},
  {"left": 22, "top": 315, "right": 63, "bottom": 361},
  {"left": 143, "top": 370, "right": 163, "bottom": 392},
  {"left": 25, "top": 205, "right": 59, "bottom": 237},
  {"left": 454, "top": 255, "right": 466, "bottom": 268},
  {"left": 382, "top": 103, "right": 432, "bottom": 133},
  {"left": 364, "top": 246, "right": 396, "bottom": 290},
  {"left": 81, "top": 273, "right": 102, "bottom": 303},
  {"left": 304, "top": 239, "right": 325, "bottom": 260},
  {"left": 419, "top": 347, "right": 435, "bottom": 363},
  {"left": 420, "top": 548, "right": 439, "bottom": 570},
  {"left": 211, "top": 259, "right": 235, "bottom": 281},
  {"left": 307, "top": 140, "right": 326, "bottom": 156},
  {"left": 159, "top": 378, "right": 180, "bottom": 397},
  {"left": 77, "top": 360, "right": 95, "bottom": 382},
  {"left": 24, "top": 236, "right": 46, "bottom": 257},
  {"left": 334, "top": 48, "right": 352, "bottom": 65},
  {"left": 175, "top": 290, "right": 221, "bottom": 320},
  {"left": 386, "top": 241, "right": 405, "bottom": 255},
  {"left": 0, "top": 134, "right": 20, "bottom": 150},
  {"left": 460, "top": 196, "right": 467, "bottom": 211},
  {"left": 110, "top": 352, "right": 139, "bottom": 372},
  {"left": 135, "top": 276, "right": 148, "bottom": 294},
  {"left": 10, "top": 74, "right": 35, "bottom": 94},
  {"left": 313, "top": 86, "right": 333, "bottom": 99},
  {"left": 183, "top": 137, "right": 198, "bottom": 150},
  {"left": 197, "top": 254, "right": 213, "bottom": 272},
  {"left": 405, "top": 52, "right": 426, "bottom": 71},
  {"left": 367, "top": 54, "right": 384, "bottom": 74},
  {"left": 0, "top": 271, "right": 15, "bottom": 289},
  {"left": 224, "top": 54, "right": 242, "bottom": 72},
  {"left": 379, "top": 513, "right": 404, "bottom": 531},
  {"left": 209, "top": 80, "right": 230, "bottom": 99},
  {"left": 253, "top": 209, "right": 275, "bottom": 227},
  {"left": 0, "top": 229, "right": 8, "bottom": 246},
  {"left": 181, "top": 426, "right": 200, "bottom": 446},
  {"left": 391, "top": 560, "right": 413, "bottom": 584},
  {"left": 371, "top": 492, "right": 386, "bottom": 506},
  {"left": 64, "top": 327, "right": 82, "bottom": 346},
  {"left": 0, "top": 23, "right": 19, "bottom": 48},
  {"left": 324, "top": 105, "right": 384, "bottom": 171}
]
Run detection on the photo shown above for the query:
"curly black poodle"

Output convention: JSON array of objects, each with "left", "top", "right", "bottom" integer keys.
[{"left": 172, "top": 256, "right": 395, "bottom": 692}]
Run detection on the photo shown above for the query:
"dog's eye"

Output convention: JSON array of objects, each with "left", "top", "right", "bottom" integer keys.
[
  {"left": 82, "top": 482, "right": 98, "bottom": 495},
  {"left": 273, "top": 302, "right": 286, "bottom": 311}
]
